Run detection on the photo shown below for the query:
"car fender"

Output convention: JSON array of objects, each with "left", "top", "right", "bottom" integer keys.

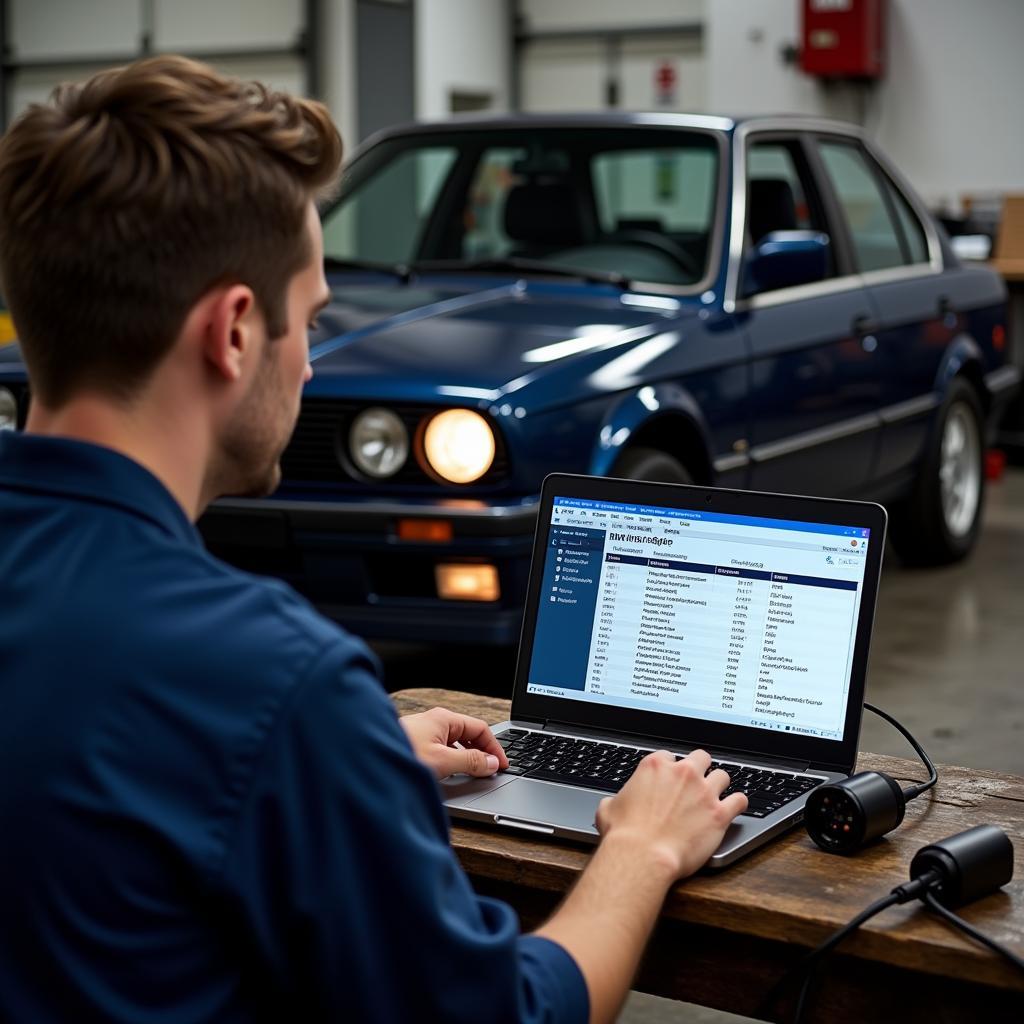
[
  {"left": 588, "top": 383, "right": 714, "bottom": 479},
  {"left": 935, "top": 332, "right": 986, "bottom": 399}
]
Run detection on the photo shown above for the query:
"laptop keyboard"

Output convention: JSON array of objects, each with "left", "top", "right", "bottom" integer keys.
[{"left": 497, "top": 729, "right": 823, "bottom": 818}]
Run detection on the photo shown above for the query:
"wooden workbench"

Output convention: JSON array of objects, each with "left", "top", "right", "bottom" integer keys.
[{"left": 394, "top": 688, "right": 1024, "bottom": 1022}]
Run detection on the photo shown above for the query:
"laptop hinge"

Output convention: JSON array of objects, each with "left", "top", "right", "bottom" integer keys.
[{"left": 536, "top": 720, "right": 812, "bottom": 773}]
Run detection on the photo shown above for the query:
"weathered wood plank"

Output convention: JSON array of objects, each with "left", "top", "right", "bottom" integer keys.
[{"left": 393, "top": 687, "right": 1024, "bottom": 997}]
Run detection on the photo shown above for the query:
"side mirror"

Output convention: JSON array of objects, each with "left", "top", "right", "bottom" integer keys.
[{"left": 743, "top": 230, "right": 830, "bottom": 296}]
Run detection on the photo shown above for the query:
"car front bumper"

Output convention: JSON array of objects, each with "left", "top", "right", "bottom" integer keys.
[{"left": 198, "top": 494, "right": 540, "bottom": 645}]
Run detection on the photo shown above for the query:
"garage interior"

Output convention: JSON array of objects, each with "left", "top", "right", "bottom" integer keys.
[{"left": 1, "top": 1, "right": 1021, "bottom": 1022}]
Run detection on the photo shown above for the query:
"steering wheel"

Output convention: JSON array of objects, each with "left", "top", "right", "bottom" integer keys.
[{"left": 605, "top": 229, "right": 701, "bottom": 278}]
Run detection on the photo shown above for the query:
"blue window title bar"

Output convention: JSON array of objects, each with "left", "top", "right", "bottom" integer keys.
[{"left": 553, "top": 496, "right": 870, "bottom": 538}]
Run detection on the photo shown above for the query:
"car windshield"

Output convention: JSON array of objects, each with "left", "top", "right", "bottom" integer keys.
[{"left": 321, "top": 127, "right": 722, "bottom": 289}]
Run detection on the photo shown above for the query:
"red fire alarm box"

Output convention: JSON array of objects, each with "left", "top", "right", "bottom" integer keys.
[{"left": 801, "top": 0, "right": 885, "bottom": 79}]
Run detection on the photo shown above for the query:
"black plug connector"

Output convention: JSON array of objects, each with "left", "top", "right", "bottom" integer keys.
[
  {"left": 804, "top": 702, "right": 938, "bottom": 854},
  {"left": 908, "top": 824, "right": 1015, "bottom": 907},
  {"left": 805, "top": 770, "right": 905, "bottom": 854}
]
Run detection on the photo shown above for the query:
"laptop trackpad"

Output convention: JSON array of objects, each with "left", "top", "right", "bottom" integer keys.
[{"left": 466, "top": 779, "right": 602, "bottom": 834}]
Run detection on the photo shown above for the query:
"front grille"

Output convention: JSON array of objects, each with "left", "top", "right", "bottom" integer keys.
[
  {"left": 281, "top": 400, "right": 348, "bottom": 482},
  {"left": 281, "top": 399, "right": 508, "bottom": 487}
]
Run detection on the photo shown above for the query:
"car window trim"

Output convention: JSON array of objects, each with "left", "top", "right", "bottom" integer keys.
[
  {"left": 725, "top": 119, "right": 945, "bottom": 313},
  {"left": 737, "top": 261, "right": 944, "bottom": 312},
  {"left": 726, "top": 118, "right": 864, "bottom": 313}
]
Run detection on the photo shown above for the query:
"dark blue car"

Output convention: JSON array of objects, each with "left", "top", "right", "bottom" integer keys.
[{"left": 1, "top": 114, "right": 1017, "bottom": 644}]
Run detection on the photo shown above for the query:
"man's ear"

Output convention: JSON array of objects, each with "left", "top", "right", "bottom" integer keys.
[{"left": 201, "top": 284, "right": 258, "bottom": 382}]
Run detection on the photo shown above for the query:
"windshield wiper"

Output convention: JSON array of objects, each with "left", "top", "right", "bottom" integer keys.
[
  {"left": 323, "top": 256, "right": 412, "bottom": 282},
  {"left": 411, "top": 257, "right": 630, "bottom": 289}
]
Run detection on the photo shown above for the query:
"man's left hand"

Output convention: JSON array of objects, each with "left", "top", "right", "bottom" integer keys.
[{"left": 399, "top": 707, "right": 509, "bottom": 780}]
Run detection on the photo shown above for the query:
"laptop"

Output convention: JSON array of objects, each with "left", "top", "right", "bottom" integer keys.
[{"left": 442, "top": 473, "right": 887, "bottom": 869}]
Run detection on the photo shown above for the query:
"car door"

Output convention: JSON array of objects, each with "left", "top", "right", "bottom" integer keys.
[
  {"left": 812, "top": 136, "right": 953, "bottom": 484},
  {"left": 738, "top": 132, "right": 882, "bottom": 497}
]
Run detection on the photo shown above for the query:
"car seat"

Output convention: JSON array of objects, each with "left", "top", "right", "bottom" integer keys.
[
  {"left": 503, "top": 181, "right": 585, "bottom": 258},
  {"left": 747, "top": 178, "right": 798, "bottom": 245}
]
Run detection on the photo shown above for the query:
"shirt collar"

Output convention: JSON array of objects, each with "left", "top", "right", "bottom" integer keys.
[{"left": 0, "top": 431, "right": 201, "bottom": 548}]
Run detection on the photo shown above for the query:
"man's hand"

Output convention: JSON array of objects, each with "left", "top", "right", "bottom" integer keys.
[
  {"left": 595, "top": 748, "right": 748, "bottom": 880},
  {"left": 536, "top": 749, "right": 747, "bottom": 1023},
  {"left": 399, "top": 707, "right": 509, "bottom": 781}
]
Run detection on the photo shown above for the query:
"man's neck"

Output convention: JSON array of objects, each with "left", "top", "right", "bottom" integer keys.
[{"left": 26, "top": 392, "right": 210, "bottom": 521}]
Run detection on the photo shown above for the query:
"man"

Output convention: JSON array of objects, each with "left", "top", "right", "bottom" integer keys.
[{"left": 0, "top": 57, "right": 747, "bottom": 1023}]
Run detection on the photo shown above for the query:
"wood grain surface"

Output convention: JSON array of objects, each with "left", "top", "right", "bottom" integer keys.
[{"left": 394, "top": 687, "right": 1024, "bottom": 1020}]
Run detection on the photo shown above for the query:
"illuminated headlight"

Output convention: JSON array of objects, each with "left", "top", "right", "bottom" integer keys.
[
  {"left": 422, "top": 409, "right": 496, "bottom": 484},
  {"left": 0, "top": 387, "right": 17, "bottom": 431},
  {"left": 349, "top": 407, "right": 409, "bottom": 478}
]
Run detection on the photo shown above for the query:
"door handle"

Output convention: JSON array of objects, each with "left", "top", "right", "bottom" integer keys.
[
  {"left": 852, "top": 314, "right": 880, "bottom": 336},
  {"left": 938, "top": 295, "right": 955, "bottom": 317}
]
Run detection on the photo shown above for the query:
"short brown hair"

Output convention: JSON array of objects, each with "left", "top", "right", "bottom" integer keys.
[{"left": 0, "top": 55, "right": 342, "bottom": 406}]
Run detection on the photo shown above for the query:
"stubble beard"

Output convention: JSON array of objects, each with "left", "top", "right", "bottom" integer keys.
[{"left": 209, "top": 352, "right": 298, "bottom": 500}]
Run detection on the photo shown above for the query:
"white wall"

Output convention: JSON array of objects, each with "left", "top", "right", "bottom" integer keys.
[
  {"left": 518, "top": 0, "right": 704, "bottom": 32},
  {"left": 520, "top": 34, "right": 706, "bottom": 114},
  {"left": 707, "top": 0, "right": 1024, "bottom": 210},
  {"left": 517, "top": 0, "right": 706, "bottom": 115},
  {"left": 415, "top": 0, "right": 511, "bottom": 121}
]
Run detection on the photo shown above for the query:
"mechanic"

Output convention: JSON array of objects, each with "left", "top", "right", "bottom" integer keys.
[{"left": 0, "top": 57, "right": 747, "bottom": 1023}]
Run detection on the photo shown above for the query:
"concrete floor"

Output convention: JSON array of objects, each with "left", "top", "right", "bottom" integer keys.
[{"left": 374, "top": 466, "right": 1024, "bottom": 1023}]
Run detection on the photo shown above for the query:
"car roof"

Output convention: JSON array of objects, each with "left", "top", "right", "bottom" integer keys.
[{"left": 354, "top": 112, "right": 867, "bottom": 153}]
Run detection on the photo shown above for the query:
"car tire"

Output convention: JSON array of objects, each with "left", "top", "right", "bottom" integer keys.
[
  {"left": 613, "top": 446, "right": 693, "bottom": 484},
  {"left": 889, "top": 378, "right": 985, "bottom": 566}
]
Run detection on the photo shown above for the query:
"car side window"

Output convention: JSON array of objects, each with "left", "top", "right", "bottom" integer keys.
[
  {"left": 743, "top": 138, "right": 832, "bottom": 293},
  {"left": 746, "top": 141, "right": 823, "bottom": 241},
  {"left": 885, "top": 178, "right": 930, "bottom": 264},
  {"left": 817, "top": 140, "right": 905, "bottom": 273}
]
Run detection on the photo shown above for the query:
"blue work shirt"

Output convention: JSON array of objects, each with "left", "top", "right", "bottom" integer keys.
[{"left": 0, "top": 431, "right": 588, "bottom": 1024}]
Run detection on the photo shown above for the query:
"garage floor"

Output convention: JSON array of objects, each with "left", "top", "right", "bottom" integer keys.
[{"left": 374, "top": 466, "right": 1024, "bottom": 1023}]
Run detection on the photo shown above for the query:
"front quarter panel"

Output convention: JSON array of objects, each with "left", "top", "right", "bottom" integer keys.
[
  {"left": 502, "top": 308, "right": 749, "bottom": 492},
  {"left": 586, "top": 383, "right": 715, "bottom": 478}
]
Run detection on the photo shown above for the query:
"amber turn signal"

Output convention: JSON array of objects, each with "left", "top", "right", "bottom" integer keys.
[
  {"left": 397, "top": 519, "right": 453, "bottom": 543},
  {"left": 435, "top": 563, "right": 500, "bottom": 602}
]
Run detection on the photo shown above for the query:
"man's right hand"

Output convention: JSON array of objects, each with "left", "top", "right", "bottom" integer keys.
[
  {"left": 535, "top": 749, "right": 749, "bottom": 1022},
  {"left": 594, "top": 748, "right": 748, "bottom": 880}
]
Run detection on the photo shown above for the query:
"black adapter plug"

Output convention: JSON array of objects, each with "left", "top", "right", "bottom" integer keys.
[
  {"left": 909, "top": 824, "right": 1015, "bottom": 907},
  {"left": 804, "top": 771, "right": 906, "bottom": 853}
]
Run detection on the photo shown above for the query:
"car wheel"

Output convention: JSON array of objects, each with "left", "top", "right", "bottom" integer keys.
[
  {"left": 889, "top": 378, "right": 985, "bottom": 566},
  {"left": 613, "top": 446, "right": 693, "bottom": 484}
]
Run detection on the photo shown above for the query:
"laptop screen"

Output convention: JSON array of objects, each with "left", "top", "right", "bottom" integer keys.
[{"left": 525, "top": 495, "right": 873, "bottom": 742}]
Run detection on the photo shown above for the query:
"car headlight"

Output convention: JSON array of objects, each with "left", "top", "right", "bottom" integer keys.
[
  {"left": 0, "top": 387, "right": 17, "bottom": 431},
  {"left": 349, "top": 407, "right": 409, "bottom": 478},
  {"left": 422, "top": 409, "right": 496, "bottom": 484}
]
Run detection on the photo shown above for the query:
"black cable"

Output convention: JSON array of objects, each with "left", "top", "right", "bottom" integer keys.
[
  {"left": 757, "top": 892, "right": 901, "bottom": 1022},
  {"left": 789, "top": 871, "right": 955, "bottom": 1023},
  {"left": 864, "top": 701, "right": 938, "bottom": 800},
  {"left": 922, "top": 890, "right": 1024, "bottom": 974}
]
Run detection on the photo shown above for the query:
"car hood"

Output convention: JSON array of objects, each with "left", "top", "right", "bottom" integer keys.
[{"left": 307, "top": 275, "right": 702, "bottom": 410}]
